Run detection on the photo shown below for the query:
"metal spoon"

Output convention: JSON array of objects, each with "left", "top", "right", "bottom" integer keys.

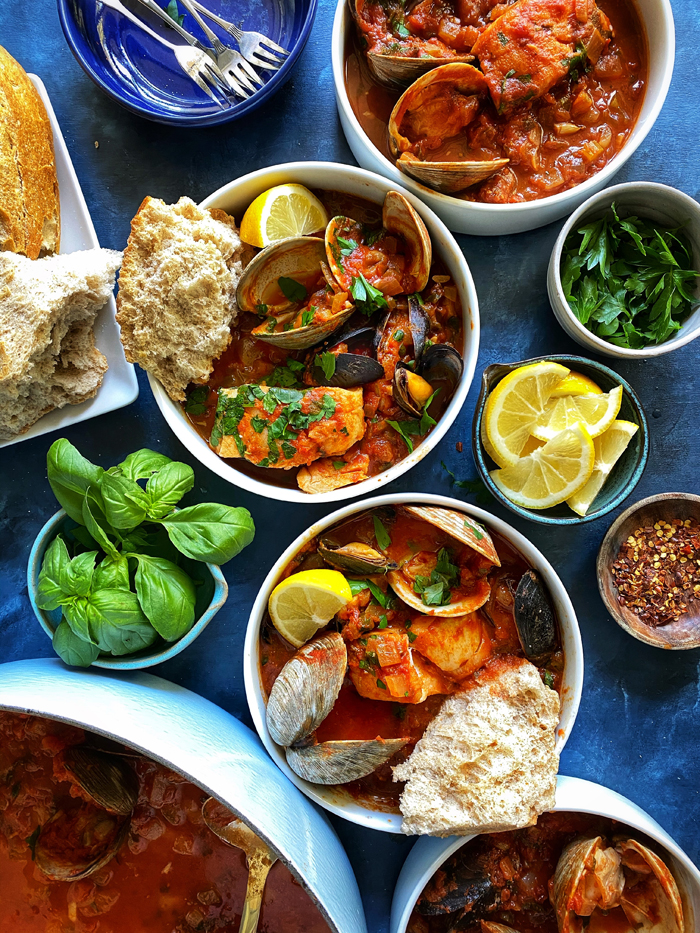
[{"left": 202, "top": 797, "right": 278, "bottom": 933}]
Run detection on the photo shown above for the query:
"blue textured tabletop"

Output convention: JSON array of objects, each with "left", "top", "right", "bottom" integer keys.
[{"left": 1, "top": 0, "right": 699, "bottom": 928}]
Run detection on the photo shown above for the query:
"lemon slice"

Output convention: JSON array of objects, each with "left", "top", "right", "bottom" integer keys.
[
  {"left": 531, "top": 385, "right": 623, "bottom": 442},
  {"left": 240, "top": 184, "right": 329, "bottom": 248},
  {"left": 490, "top": 424, "right": 595, "bottom": 510},
  {"left": 484, "top": 361, "right": 570, "bottom": 467},
  {"left": 268, "top": 570, "right": 351, "bottom": 648},
  {"left": 567, "top": 419, "right": 639, "bottom": 516},
  {"left": 550, "top": 370, "right": 603, "bottom": 397}
]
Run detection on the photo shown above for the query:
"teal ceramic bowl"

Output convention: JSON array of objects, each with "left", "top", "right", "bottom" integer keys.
[
  {"left": 27, "top": 509, "right": 228, "bottom": 669},
  {"left": 472, "top": 355, "right": 649, "bottom": 526}
]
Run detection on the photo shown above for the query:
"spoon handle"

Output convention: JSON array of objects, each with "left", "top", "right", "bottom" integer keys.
[{"left": 239, "top": 860, "right": 273, "bottom": 933}]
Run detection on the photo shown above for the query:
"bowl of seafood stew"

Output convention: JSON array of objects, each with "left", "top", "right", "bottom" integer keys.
[
  {"left": 149, "top": 162, "right": 478, "bottom": 503},
  {"left": 0, "top": 658, "right": 366, "bottom": 933},
  {"left": 391, "top": 775, "right": 700, "bottom": 933},
  {"left": 332, "top": 0, "right": 675, "bottom": 235},
  {"left": 244, "top": 493, "right": 583, "bottom": 833}
]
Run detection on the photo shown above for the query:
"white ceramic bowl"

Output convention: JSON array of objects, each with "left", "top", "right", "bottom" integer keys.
[
  {"left": 0, "top": 658, "right": 367, "bottom": 933},
  {"left": 390, "top": 775, "right": 700, "bottom": 933},
  {"left": 244, "top": 493, "right": 583, "bottom": 833},
  {"left": 331, "top": 0, "right": 675, "bottom": 236},
  {"left": 548, "top": 181, "right": 700, "bottom": 358},
  {"left": 149, "top": 162, "right": 479, "bottom": 504}
]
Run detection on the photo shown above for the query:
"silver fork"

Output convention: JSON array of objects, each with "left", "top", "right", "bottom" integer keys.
[
  {"left": 132, "top": 0, "right": 250, "bottom": 99},
  {"left": 178, "top": 0, "right": 263, "bottom": 98},
  {"left": 98, "top": 0, "right": 230, "bottom": 105},
  {"left": 189, "top": 0, "right": 289, "bottom": 71}
]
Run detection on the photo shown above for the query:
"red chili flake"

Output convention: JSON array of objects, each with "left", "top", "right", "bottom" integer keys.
[
  {"left": 611, "top": 518, "right": 700, "bottom": 627},
  {"left": 456, "top": 441, "right": 463, "bottom": 453}
]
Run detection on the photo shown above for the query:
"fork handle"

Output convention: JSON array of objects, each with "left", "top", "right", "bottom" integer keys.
[
  {"left": 177, "top": 0, "right": 224, "bottom": 50},
  {"left": 131, "top": 0, "right": 212, "bottom": 54},
  {"left": 98, "top": 0, "right": 179, "bottom": 50},
  {"left": 189, "top": 0, "right": 242, "bottom": 40}
]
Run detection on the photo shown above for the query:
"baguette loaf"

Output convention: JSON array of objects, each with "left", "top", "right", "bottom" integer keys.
[
  {"left": 393, "top": 655, "right": 560, "bottom": 836},
  {"left": 0, "top": 45, "right": 60, "bottom": 259},
  {"left": 0, "top": 248, "right": 121, "bottom": 439},
  {"left": 116, "top": 196, "right": 251, "bottom": 401}
]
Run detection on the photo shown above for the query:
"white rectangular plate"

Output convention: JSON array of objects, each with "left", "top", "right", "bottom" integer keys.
[{"left": 0, "top": 75, "right": 138, "bottom": 449}]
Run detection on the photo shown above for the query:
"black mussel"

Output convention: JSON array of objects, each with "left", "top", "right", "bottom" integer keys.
[
  {"left": 318, "top": 540, "right": 398, "bottom": 575},
  {"left": 420, "top": 343, "right": 464, "bottom": 390},
  {"left": 312, "top": 352, "right": 384, "bottom": 388},
  {"left": 327, "top": 319, "right": 377, "bottom": 350},
  {"left": 514, "top": 570, "right": 558, "bottom": 663},
  {"left": 393, "top": 362, "right": 435, "bottom": 418},
  {"left": 408, "top": 294, "right": 430, "bottom": 362},
  {"left": 417, "top": 847, "right": 499, "bottom": 917}
]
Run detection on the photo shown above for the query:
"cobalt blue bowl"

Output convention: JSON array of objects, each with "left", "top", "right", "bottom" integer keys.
[{"left": 57, "top": 0, "right": 317, "bottom": 126}]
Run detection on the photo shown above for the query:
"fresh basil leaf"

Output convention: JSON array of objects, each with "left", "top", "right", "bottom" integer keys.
[
  {"left": 47, "top": 439, "right": 103, "bottom": 524},
  {"left": 387, "top": 419, "right": 422, "bottom": 453},
  {"left": 62, "top": 598, "right": 96, "bottom": 644},
  {"left": 160, "top": 503, "right": 255, "bottom": 564},
  {"left": 134, "top": 555, "right": 196, "bottom": 641},
  {"left": 93, "top": 554, "right": 130, "bottom": 590},
  {"left": 52, "top": 620, "right": 100, "bottom": 668},
  {"left": 418, "top": 389, "right": 440, "bottom": 435},
  {"left": 373, "top": 516, "right": 392, "bottom": 551},
  {"left": 146, "top": 461, "right": 195, "bottom": 519},
  {"left": 164, "top": 0, "right": 185, "bottom": 27},
  {"left": 86, "top": 588, "right": 156, "bottom": 655},
  {"left": 101, "top": 472, "right": 149, "bottom": 531},
  {"left": 36, "top": 536, "right": 72, "bottom": 610},
  {"left": 82, "top": 487, "right": 119, "bottom": 559},
  {"left": 118, "top": 448, "right": 172, "bottom": 481},
  {"left": 346, "top": 578, "right": 388, "bottom": 607},
  {"left": 65, "top": 550, "right": 98, "bottom": 597},
  {"left": 278, "top": 276, "right": 307, "bottom": 303},
  {"left": 70, "top": 526, "right": 101, "bottom": 551},
  {"left": 185, "top": 386, "right": 209, "bottom": 416}
]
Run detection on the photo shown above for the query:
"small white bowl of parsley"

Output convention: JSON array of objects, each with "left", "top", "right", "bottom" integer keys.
[{"left": 548, "top": 182, "right": 700, "bottom": 358}]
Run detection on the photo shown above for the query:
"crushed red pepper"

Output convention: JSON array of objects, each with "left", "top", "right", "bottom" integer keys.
[{"left": 612, "top": 518, "right": 700, "bottom": 627}]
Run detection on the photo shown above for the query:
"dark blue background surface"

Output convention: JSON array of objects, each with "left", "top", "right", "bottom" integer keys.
[{"left": 1, "top": 1, "right": 699, "bottom": 929}]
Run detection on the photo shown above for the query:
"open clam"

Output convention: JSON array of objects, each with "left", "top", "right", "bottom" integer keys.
[
  {"left": 237, "top": 237, "right": 355, "bottom": 350},
  {"left": 286, "top": 737, "right": 407, "bottom": 784},
  {"left": 389, "top": 64, "right": 509, "bottom": 194},
  {"left": 326, "top": 190, "right": 432, "bottom": 296},
  {"left": 35, "top": 806, "right": 129, "bottom": 882},
  {"left": 388, "top": 507, "right": 499, "bottom": 617},
  {"left": 513, "top": 570, "right": 558, "bottom": 664},
  {"left": 552, "top": 834, "right": 685, "bottom": 933},
  {"left": 348, "top": 0, "right": 474, "bottom": 90}
]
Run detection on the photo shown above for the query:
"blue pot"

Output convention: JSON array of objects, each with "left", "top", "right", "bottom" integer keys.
[{"left": 28, "top": 508, "right": 228, "bottom": 669}]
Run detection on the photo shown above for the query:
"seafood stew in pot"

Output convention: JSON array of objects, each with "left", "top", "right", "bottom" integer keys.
[
  {"left": 0, "top": 711, "right": 331, "bottom": 932},
  {"left": 345, "top": 0, "right": 648, "bottom": 203},
  {"left": 406, "top": 811, "right": 686, "bottom": 933},
  {"left": 181, "top": 189, "right": 465, "bottom": 495},
  {"left": 259, "top": 504, "right": 564, "bottom": 811}
]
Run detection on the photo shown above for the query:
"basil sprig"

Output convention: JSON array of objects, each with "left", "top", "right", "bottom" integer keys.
[{"left": 38, "top": 439, "right": 255, "bottom": 667}]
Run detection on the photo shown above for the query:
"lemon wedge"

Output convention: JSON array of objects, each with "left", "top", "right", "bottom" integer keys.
[
  {"left": 549, "top": 370, "right": 603, "bottom": 398},
  {"left": 490, "top": 424, "right": 595, "bottom": 510},
  {"left": 484, "top": 361, "right": 570, "bottom": 467},
  {"left": 567, "top": 419, "right": 639, "bottom": 516},
  {"left": 531, "top": 385, "right": 623, "bottom": 442},
  {"left": 268, "top": 570, "right": 351, "bottom": 648},
  {"left": 240, "top": 184, "right": 329, "bottom": 248}
]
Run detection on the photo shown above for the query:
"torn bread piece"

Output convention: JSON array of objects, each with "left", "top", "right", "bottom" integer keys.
[
  {"left": 0, "top": 248, "right": 121, "bottom": 440},
  {"left": 116, "top": 196, "right": 252, "bottom": 401},
  {"left": 393, "top": 655, "right": 560, "bottom": 836}
]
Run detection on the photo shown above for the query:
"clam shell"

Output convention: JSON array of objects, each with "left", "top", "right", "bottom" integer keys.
[
  {"left": 286, "top": 738, "right": 407, "bottom": 784},
  {"left": 266, "top": 633, "right": 347, "bottom": 747},
  {"left": 616, "top": 839, "right": 685, "bottom": 933},
  {"left": 514, "top": 570, "right": 558, "bottom": 663},
  {"left": 396, "top": 153, "right": 510, "bottom": 194},
  {"left": 388, "top": 567, "right": 491, "bottom": 617},
  {"left": 403, "top": 506, "right": 500, "bottom": 565},
  {"left": 236, "top": 236, "right": 326, "bottom": 315},
  {"left": 35, "top": 810, "right": 129, "bottom": 882},
  {"left": 552, "top": 836, "right": 626, "bottom": 933},
  {"left": 367, "top": 50, "right": 474, "bottom": 90},
  {"left": 64, "top": 746, "right": 139, "bottom": 816},
  {"left": 253, "top": 304, "right": 356, "bottom": 350},
  {"left": 382, "top": 190, "right": 432, "bottom": 293}
]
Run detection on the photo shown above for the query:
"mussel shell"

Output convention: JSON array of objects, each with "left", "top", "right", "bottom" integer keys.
[
  {"left": 397, "top": 153, "right": 510, "bottom": 194},
  {"left": 64, "top": 746, "right": 139, "bottom": 816},
  {"left": 312, "top": 352, "right": 385, "bottom": 388},
  {"left": 392, "top": 362, "right": 431, "bottom": 418},
  {"left": 409, "top": 293, "right": 429, "bottom": 362},
  {"left": 286, "top": 737, "right": 407, "bottom": 784},
  {"left": 319, "top": 540, "right": 398, "bottom": 575},
  {"left": 419, "top": 343, "right": 464, "bottom": 396},
  {"left": 417, "top": 844, "right": 499, "bottom": 916},
  {"left": 266, "top": 633, "right": 347, "bottom": 747},
  {"left": 514, "top": 570, "right": 558, "bottom": 663},
  {"left": 35, "top": 809, "right": 129, "bottom": 882}
]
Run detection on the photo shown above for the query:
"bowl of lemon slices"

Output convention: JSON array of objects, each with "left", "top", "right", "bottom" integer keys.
[{"left": 472, "top": 356, "right": 649, "bottom": 525}]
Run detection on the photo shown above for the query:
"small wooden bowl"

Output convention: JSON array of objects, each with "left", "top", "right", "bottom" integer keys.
[{"left": 597, "top": 493, "right": 700, "bottom": 649}]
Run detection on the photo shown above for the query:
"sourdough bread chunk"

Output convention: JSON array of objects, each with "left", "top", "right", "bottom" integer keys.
[
  {"left": 0, "top": 45, "right": 60, "bottom": 258},
  {"left": 116, "top": 197, "right": 250, "bottom": 401},
  {"left": 393, "top": 655, "right": 560, "bottom": 836},
  {"left": 0, "top": 248, "right": 120, "bottom": 439}
]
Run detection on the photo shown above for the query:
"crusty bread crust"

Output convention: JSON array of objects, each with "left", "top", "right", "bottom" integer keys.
[
  {"left": 393, "top": 655, "right": 560, "bottom": 836},
  {"left": 0, "top": 45, "right": 60, "bottom": 259},
  {"left": 116, "top": 196, "right": 251, "bottom": 401}
]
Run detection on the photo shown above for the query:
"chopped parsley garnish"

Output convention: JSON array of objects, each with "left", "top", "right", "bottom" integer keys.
[
  {"left": 251, "top": 415, "right": 268, "bottom": 433},
  {"left": 184, "top": 385, "right": 209, "bottom": 416},
  {"left": 318, "top": 351, "right": 337, "bottom": 381},
  {"left": 333, "top": 460, "right": 346, "bottom": 470},
  {"left": 278, "top": 276, "right": 307, "bottom": 303},
  {"left": 463, "top": 518, "right": 485, "bottom": 541},
  {"left": 413, "top": 548, "right": 460, "bottom": 607},
  {"left": 336, "top": 236, "right": 358, "bottom": 256},
  {"left": 350, "top": 273, "right": 388, "bottom": 316},
  {"left": 265, "top": 317, "right": 277, "bottom": 333},
  {"left": 261, "top": 359, "right": 305, "bottom": 389},
  {"left": 373, "top": 515, "right": 392, "bottom": 551},
  {"left": 301, "top": 307, "right": 316, "bottom": 327},
  {"left": 441, "top": 462, "right": 493, "bottom": 504},
  {"left": 347, "top": 578, "right": 389, "bottom": 608},
  {"left": 378, "top": 614, "right": 388, "bottom": 629},
  {"left": 543, "top": 670, "right": 555, "bottom": 689},
  {"left": 376, "top": 678, "right": 387, "bottom": 689},
  {"left": 255, "top": 302, "right": 268, "bottom": 318}
]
